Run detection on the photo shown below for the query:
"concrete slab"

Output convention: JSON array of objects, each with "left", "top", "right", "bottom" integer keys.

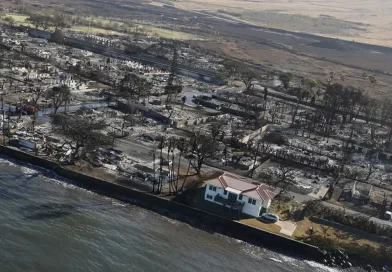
[
  {"left": 276, "top": 220, "right": 297, "bottom": 236},
  {"left": 308, "top": 186, "right": 330, "bottom": 199}
]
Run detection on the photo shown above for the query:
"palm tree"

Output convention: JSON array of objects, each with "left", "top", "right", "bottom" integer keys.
[
  {"left": 157, "top": 136, "right": 166, "bottom": 194},
  {"left": 175, "top": 137, "right": 187, "bottom": 193}
]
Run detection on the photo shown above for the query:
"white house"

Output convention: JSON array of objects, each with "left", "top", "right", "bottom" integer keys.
[{"left": 204, "top": 172, "right": 277, "bottom": 217}]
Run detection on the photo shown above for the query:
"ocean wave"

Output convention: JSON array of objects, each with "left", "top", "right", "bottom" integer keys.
[{"left": 305, "top": 260, "right": 344, "bottom": 272}]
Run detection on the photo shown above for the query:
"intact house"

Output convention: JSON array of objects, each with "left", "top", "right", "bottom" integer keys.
[{"left": 204, "top": 172, "right": 276, "bottom": 217}]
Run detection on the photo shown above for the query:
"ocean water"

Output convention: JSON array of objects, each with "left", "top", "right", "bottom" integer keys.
[{"left": 0, "top": 156, "right": 344, "bottom": 272}]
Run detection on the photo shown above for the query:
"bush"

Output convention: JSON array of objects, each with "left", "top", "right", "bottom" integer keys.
[
  {"left": 304, "top": 200, "right": 392, "bottom": 239},
  {"left": 306, "top": 235, "right": 392, "bottom": 265}
]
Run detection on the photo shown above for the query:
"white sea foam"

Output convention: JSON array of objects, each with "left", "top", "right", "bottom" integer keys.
[
  {"left": 269, "top": 257, "right": 283, "bottom": 263},
  {"left": 305, "top": 260, "right": 343, "bottom": 272}
]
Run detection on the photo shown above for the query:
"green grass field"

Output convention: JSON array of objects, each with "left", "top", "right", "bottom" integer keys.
[
  {"left": 3, "top": 14, "right": 28, "bottom": 24},
  {"left": 72, "top": 26, "right": 124, "bottom": 36},
  {"left": 1, "top": 13, "right": 204, "bottom": 40}
]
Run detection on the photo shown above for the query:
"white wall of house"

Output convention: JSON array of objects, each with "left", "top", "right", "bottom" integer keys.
[
  {"left": 242, "top": 198, "right": 263, "bottom": 217},
  {"left": 204, "top": 185, "right": 268, "bottom": 217},
  {"left": 204, "top": 184, "right": 225, "bottom": 204}
]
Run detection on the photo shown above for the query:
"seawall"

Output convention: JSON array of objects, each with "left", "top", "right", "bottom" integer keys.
[{"left": 0, "top": 145, "right": 325, "bottom": 262}]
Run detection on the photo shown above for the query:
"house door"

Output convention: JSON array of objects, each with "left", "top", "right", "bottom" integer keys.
[{"left": 228, "top": 193, "right": 237, "bottom": 202}]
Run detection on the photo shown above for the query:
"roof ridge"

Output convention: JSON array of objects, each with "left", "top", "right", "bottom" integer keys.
[
  {"left": 256, "top": 186, "right": 265, "bottom": 201},
  {"left": 242, "top": 185, "right": 258, "bottom": 193},
  {"left": 218, "top": 174, "right": 228, "bottom": 188}
]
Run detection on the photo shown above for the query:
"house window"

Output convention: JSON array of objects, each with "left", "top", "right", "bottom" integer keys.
[
  {"left": 238, "top": 195, "right": 243, "bottom": 200},
  {"left": 206, "top": 194, "right": 213, "bottom": 200},
  {"left": 248, "top": 198, "right": 256, "bottom": 205},
  {"left": 223, "top": 190, "right": 228, "bottom": 195},
  {"left": 209, "top": 185, "right": 217, "bottom": 192}
]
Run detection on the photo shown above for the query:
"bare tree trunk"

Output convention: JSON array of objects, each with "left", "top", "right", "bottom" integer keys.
[
  {"left": 158, "top": 146, "right": 164, "bottom": 194},
  {"left": 152, "top": 153, "right": 156, "bottom": 193},
  {"left": 175, "top": 151, "right": 182, "bottom": 193},
  {"left": 180, "top": 160, "right": 192, "bottom": 192}
]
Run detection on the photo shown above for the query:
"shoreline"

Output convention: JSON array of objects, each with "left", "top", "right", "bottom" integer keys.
[{"left": 5, "top": 144, "right": 383, "bottom": 271}]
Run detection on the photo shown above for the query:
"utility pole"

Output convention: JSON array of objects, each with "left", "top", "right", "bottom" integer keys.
[{"left": 165, "top": 43, "right": 178, "bottom": 104}]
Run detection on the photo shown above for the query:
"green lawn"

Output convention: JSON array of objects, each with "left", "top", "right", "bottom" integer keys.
[
  {"left": 2, "top": 14, "right": 28, "bottom": 24},
  {"left": 83, "top": 16, "right": 204, "bottom": 40},
  {"left": 147, "top": 27, "right": 204, "bottom": 40},
  {"left": 72, "top": 26, "right": 124, "bottom": 36}
]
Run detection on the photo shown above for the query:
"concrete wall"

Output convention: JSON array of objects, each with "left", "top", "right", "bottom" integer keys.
[
  {"left": 0, "top": 145, "right": 324, "bottom": 262},
  {"left": 241, "top": 124, "right": 269, "bottom": 144}
]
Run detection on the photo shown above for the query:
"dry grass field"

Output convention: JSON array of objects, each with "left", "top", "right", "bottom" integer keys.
[{"left": 174, "top": 0, "right": 392, "bottom": 47}]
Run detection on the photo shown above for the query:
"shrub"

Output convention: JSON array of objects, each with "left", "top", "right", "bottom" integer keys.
[{"left": 304, "top": 200, "right": 392, "bottom": 239}]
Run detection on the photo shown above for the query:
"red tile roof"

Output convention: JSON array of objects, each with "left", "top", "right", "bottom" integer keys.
[{"left": 205, "top": 172, "right": 277, "bottom": 201}]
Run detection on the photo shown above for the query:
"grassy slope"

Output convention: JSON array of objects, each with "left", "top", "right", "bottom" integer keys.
[{"left": 173, "top": 0, "right": 392, "bottom": 47}]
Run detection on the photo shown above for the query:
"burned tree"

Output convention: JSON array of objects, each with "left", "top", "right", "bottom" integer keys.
[
  {"left": 26, "top": 14, "right": 44, "bottom": 29},
  {"left": 49, "top": 28, "right": 64, "bottom": 44},
  {"left": 222, "top": 60, "right": 258, "bottom": 91},
  {"left": 261, "top": 163, "right": 295, "bottom": 197},
  {"left": 208, "top": 121, "right": 225, "bottom": 141},
  {"left": 175, "top": 137, "right": 188, "bottom": 193},
  {"left": 51, "top": 108, "right": 112, "bottom": 163},
  {"left": 145, "top": 41, "right": 173, "bottom": 59},
  {"left": 118, "top": 73, "right": 150, "bottom": 102},
  {"left": 379, "top": 99, "right": 392, "bottom": 127},
  {"left": 236, "top": 64, "right": 258, "bottom": 91},
  {"left": 31, "top": 87, "right": 46, "bottom": 106},
  {"left": 248, "top": 139, "right": 271, "bottom": 178},
  {"left": 156, "top": 136, "right": 166, "bottom": 194},
  {"left": 279, "top": 73, "right": 293, "bottom": 91},
  {"left": 187, "top": 133, "right": 221, "bottom": 176},
  {"left": 45, "top": 85, "right": 70, "bottom": 114}
]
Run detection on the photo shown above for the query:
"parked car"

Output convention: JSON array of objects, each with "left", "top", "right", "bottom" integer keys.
[
  {"left": 160, "top": 158, "right": 172, "bottom": 166},
  {"left": 385, "top": 211, "right": 392, "bottom": 221},
  {"left": 260, "top": 213, "right": 280, "bottom": 223}
]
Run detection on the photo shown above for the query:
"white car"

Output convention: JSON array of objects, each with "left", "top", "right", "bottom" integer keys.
[
  {"left": 385, "top": 211, "right": 392, "bottom": 221},
  {"left": 260, "top": 213, "right": 280, "bottom": 223}
]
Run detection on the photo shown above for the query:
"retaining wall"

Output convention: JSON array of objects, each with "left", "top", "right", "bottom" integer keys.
[{"left": 0, "top": 145, "right": 324, "bottom": 262}]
